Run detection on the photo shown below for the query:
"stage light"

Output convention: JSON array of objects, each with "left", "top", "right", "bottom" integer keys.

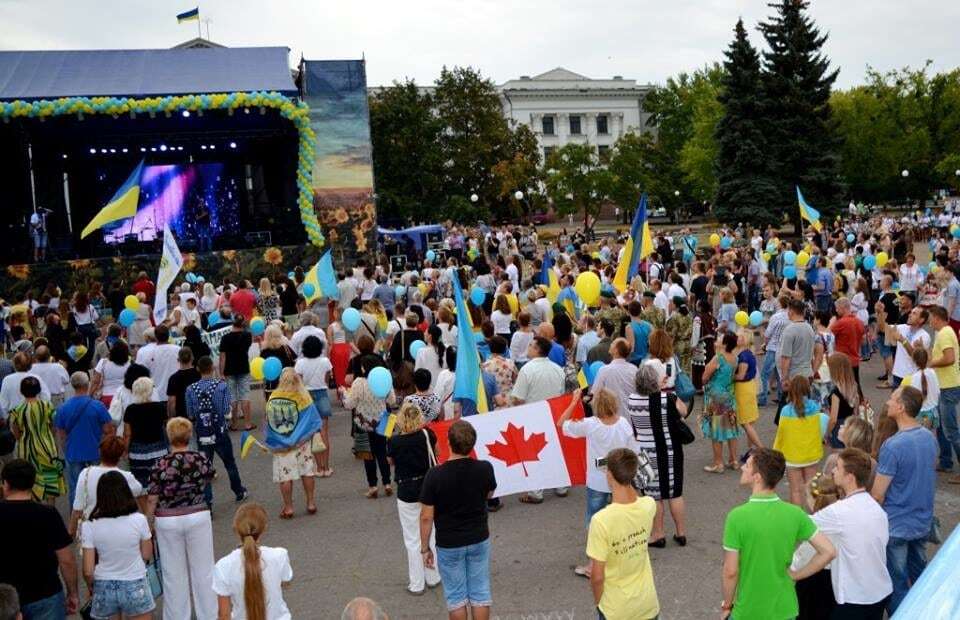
[
  {"left": 201, "top": 145, "right": 207, "bottom": 150},
  {"left": 229, "top": 142, "right": 237, "bottom": 149},
  {"left": 182, "top": 110, "right": 191, "bottom": 118},
  {"left": 150, "top": 147, "right": 157, "bottom": 152},
  {"left": 159, "top": 145, "right": 168, "bottom": 152},
  {"left": 89, "top": 148, "right": 96, "bottom": 154},
  {"left": 100, "top": 148, "right": 107, "bottom": 154},
  {"left": 122, "top": 148, "right": 128, "bottom": 153},
  {"left": 109, "top": 148, "right": 116, "bottom": 153},
  {"left": 209, "top": 145, "right": 216, "bottom": 150},
  {"left": 140, "top": 147, "right": 146, "bottom": 153},
  {"left": 244, "top": 108, "right": 250, "bottom": 114},
  {"left": 62, "top": 154, "right": 68, "bottom": 159},
  {"left": 177, "top": 146, "right": 184, "bottom": 151}
]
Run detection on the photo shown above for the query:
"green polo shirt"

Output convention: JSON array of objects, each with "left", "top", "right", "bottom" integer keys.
[{"left": 722, "top": 493, "right": 817, "bottom": 619}]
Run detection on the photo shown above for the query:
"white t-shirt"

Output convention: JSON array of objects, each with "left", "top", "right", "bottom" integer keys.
[
  {"left": 561, "top": 416, "right": 638, "bottom": 492},
  {"left": 899, "top": 264, "right": 921, "bottom": 292},
  {"left": 642, "top": 357, "right": 676, "bottom": 389},
  {"left": 812, "top": 492, "right": 893, "bottom": 605},
  {"left": 437, "top": 323, "right": 458, "bottom": 348},
  {"left": 289, "top": 326, "right": 327, "bottom": 357},
  {"left": 73, "top": 465, "right": 144, "bottom": 517},
  {"left": 81, "top": 512, "right": 151, "bottom": 581},
  {"left": 891, "top": 325, "right": 930, "bottom": 379},
  {"left": 414, "top": 346, "right": 443, "bottom": 390},
  {"left": 213, "top": 546, "right": 293, "bottom": 620},
  {"left": 294, "top": 356, "right": 332, "bottom": 391},
  {"left": 907, "top": 368, "right": 940, "bottom": 412},
  {"left": 433, "top": 369, "right": 456, "bottom": 420},
  {"left": 95, "top": 359, "right": 130, "bottom": 396},
  {"left": 491, "top": 310, "right": 513, "bottom": 335},
  {"left": 506, "top": 263, "right": 520, "bottom": 291},
  {"left": 30, "top": 362, "right": 71, "bottom": 396},
  {"left": 144, "top": 343, "right": 180, "bottom": 399},
  {"left": 510, "top": 330, "right": 533, "bottom": 363}
]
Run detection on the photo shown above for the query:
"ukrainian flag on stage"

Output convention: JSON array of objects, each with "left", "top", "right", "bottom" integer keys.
[
  {"left": 452, "top": 277, "right": 489, "bottom": 414},
  {"left": 303, "top": 250, "right": 339, "bottom": 304},
  {"left": 80, "top": 160, "right": 144, "bottom": 239},
  {"left": 612, "top": 193, "right": 654, "bottom": 292},
  {"left": 176, "top": 7, "right": 199, "bottom": 23},
  {"left": 797, "top": 186, "right": 822, "bottom": 232}
]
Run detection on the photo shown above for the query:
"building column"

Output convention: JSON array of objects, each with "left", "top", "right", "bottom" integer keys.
[{"left": 557, "top": 112, "right": 569, "bottom": 144}]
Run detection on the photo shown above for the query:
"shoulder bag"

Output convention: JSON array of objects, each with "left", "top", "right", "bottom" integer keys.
[
  {"left": 665, "top": 392, "right": 696, "bottom": 445},
  {"left": 673, "top": 356, "right": 696, "bottom": 403}
]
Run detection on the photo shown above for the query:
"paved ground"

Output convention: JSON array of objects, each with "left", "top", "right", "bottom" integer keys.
[{"left": 164, "top": 352, "right": 959, "bottom": 620}]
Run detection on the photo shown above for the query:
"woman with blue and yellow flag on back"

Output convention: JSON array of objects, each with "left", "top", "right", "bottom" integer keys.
[
  {"left": 773, "top": 375, "right": 829, "bottom": 507},
  {"left": 265, "top": 368, "right": 322, "bottom": 519}
]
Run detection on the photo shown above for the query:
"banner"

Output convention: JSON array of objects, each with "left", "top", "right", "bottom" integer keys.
[
  {"left": 170, "top": 325, "right": 231, "bottom": 358},
  {"left": 153, "top": 226, "right": 183, "bottom": 325},
  {"left": 427, "top": 394, "right": 586, "bottom": 498}
]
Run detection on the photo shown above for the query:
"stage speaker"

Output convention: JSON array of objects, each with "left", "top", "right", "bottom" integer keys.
[{"left": 390, "top": 254, "right": 406, "bottom": 272}]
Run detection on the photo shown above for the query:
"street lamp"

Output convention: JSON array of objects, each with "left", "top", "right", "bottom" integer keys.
[
  {"left": 514, "top": 190, "right": 524, "bottom": 201},
  {"left": 470, "top": 193, "right": 479, "bottom": 203},
  {"left": 674, "top": 190, "right": 680, "bottom": 197},
  {"left": 901, "top": 169, "right": 909, "bottom": 178}
]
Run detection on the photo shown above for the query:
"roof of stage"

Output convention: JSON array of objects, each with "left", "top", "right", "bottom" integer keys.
[{"left": 0, "top": 47, "right": 297, "bottom": 101}]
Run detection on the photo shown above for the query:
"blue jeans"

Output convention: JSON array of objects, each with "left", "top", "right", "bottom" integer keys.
[
  {"left": 91, "top": 578, "right": 155, "bottom": 619},
  {"left": 585, "top": 487, "right": 612, "bottom": 528},
  {"left": 937, "top": 386, "right": 960, "bottom": 470},
  {"left": 886, "top": 536, "right": 927, "bottom": 614},
  {"left": 758, "top": 350, "right": 779, "bottom": 407},
  {"left": 436, "top": 539, "right": 492, "bottom": 612},
  {"left": 21, "top": 590, "right": 65, "bottom": 620},
  {"left": 65, "top": 459, "right": 96, "bottom": 506},
  {"left": 200, "top": 433, "right": 246, "bottom": 505}
]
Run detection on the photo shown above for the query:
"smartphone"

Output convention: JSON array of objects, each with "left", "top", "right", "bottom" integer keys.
[
  {"left": 666, "top": 364, "right": 672, "bottom": 378},
  {"left": 595, "top": 457, "right": 607, "bottom": 468}
]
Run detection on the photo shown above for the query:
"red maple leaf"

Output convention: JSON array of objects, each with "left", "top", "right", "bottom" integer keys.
[{"left": 485, "top": 422, "right": 548, "bottom": 476}]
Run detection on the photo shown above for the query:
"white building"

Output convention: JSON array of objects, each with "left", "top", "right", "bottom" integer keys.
[{"left": 499, "top": 68, "right": 653, "bottom": 162}]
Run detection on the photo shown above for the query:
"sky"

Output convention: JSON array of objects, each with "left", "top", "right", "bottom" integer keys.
[{"left": 1, "top": 0, "right": 959, "bottom": 89}]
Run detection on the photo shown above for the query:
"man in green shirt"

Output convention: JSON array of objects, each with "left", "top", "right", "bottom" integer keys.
[{"left": 721, "top": 448, "right": 836, "bottom": 619}]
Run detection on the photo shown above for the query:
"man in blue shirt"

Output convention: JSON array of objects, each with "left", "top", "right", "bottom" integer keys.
[
  {"left": 54, "top": 372, "right": 112, "bottom": 504},
  {"left": 812, "top": 256, "right": 834, "bottom": 313},
  {"left": 537, "top": 323, "right": 567, "bottom": 367},
  {"left": 872, "top": 385, "right": 939, "bottom": 614},
  {"left": 371, "top": 275, "right": 396, "bottom": 310}
]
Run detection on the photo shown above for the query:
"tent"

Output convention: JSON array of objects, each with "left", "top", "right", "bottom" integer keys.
[{"left": 377, "top": 225, "right": 445, "bottom": 251}]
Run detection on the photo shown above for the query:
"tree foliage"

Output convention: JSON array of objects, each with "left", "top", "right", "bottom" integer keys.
[{"left": 543, "top": 143, "right": 611, "bottom": 226}]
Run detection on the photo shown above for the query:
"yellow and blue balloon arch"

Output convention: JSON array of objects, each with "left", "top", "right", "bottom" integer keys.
[{"left": 0, "top": 91, "right": 324, "bottom": 247}]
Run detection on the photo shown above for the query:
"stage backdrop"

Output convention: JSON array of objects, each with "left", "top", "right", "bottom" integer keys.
[{"left": 302, "top": 60, "right": 376, "bottom": 261}]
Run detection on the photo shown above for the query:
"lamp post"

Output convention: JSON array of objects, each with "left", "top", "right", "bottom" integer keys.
[
  {"left": 470, "top": 193, "right": 479, "bottom": 203},
  {"left": 673, "top": 189, "right": 681, "bottom": 224},
  {"left": 901, "top": 169, "right": 909, "bottom": 208}
]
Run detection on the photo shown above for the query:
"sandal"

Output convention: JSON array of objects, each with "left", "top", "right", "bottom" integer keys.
[
  {"left": 703, "top": 464, "right": 725, "bottom": 474},
  {"left": 365, "top": 488, "right": 378, "bottom": 499},
  {"left": 383, "top": 485, "right": 393, "bottom": 497},
  {"left": 279, "top": 509, "right": 294, "bottom": 520},
  {"left": 519, "top": 494, "right": 544, "bottom": 504},
  {"left": 573, "top": 565, "right": 591, "bottom": 578},
  {"left": 726, "top": 461, "right": 739, "bottom": 470},
  {"left": 306, "top": 505, "right": 317, "bottom": 515}
]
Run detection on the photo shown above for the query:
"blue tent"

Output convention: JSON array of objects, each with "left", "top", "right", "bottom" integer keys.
[{"left": 377, "top": 225, "right": 445, "bottom": 251}]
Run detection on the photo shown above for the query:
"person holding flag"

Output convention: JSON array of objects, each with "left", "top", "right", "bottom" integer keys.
[{"left": 613, "top": 194, "right": 654, "bottom": 292}]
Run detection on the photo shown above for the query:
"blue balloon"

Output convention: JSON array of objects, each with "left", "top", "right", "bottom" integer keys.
[
  {"left": 952, "top": 227, "right": 960, "bottom": 239},
  {"left": 288, "top": 271, "right": 296, "bottom": 280},
  {"left": 342, "top": 307, "right": 361, "bottom": 331},
  {"left": 720, "top": 236, "right": 732, "bottom": 249},
  {"left": 409, "top": 339, "right": 426, "bottom": 359},
  {"left": 783, "top": 266, "right": 797, "bottom": 279},
  {"left": 846, "top": 233, "right": 855, "bottom": 243},
  {"left": 863, "top": 255, "right": 877, "bottom": 270},
  {"left": 207, "top": 311, "right": 221, "bottom": 326},
  {"left": 470, "top": 286, "right": 486, "bottom": 306},
  {"left": 262, "top": 356, "right": 282, "bottom": 381},
  {"left": 588, "top": 360, "right": 604, "bottom": 386},
  {"left": 749, "top": 310, "right": 763, "bottom": 327},
  {"left": 766, "top": 242, "right": 777, "bottom": 254},
  {"left": 250, "top": 317, "right": 266, "bottom": 336},
  {"left": 302, "top": 283, "right": 316, "bottom": 298},
  {"left": 185, "top": 272, "right": 196, "bottom": 284},
  {"left": 425, "top": 250, "right": 437, "bottom": 262},
  {"left": 118, "top": 308, "right": 136, "bottom": 328},
  {"left": 395, "top": 285, "right": 405, "bottom": 299},
  {"left": 783, "top": 251, "right": 797, "bottom": 265},
  {"left": 368, "top": 366, "right": 393, "bottom": 399}
]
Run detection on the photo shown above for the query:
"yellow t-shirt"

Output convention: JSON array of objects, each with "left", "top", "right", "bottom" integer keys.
[
  {"left": 506, "top": 293, "right": 520, "bottom": 317},
  {"left": 586, "top": 497, "right": 659, "bottom": 619},
  {"left": 933, "top": 327, "right": 960, "bottom": 389}
]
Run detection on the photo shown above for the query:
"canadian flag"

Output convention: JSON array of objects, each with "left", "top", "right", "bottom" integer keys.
[{"left": 427, "top": 394, "right": 587, "bottom": 498}]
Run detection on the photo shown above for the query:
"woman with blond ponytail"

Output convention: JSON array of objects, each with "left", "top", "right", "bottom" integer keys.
[{"left": 213, "top": 503, "right": 293, "bottom": 619}]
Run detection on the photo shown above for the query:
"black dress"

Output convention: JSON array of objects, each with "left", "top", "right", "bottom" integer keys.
[{"left": 627, "top": 392, "right": 684, "bottom": 500}]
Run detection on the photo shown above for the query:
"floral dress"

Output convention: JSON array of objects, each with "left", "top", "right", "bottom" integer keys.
[
  {"left": 10, "top": 399, "right": 64, "bottom": 500},
  {"left": 666, "top": 312, "right": 693, "bottom": 375},
  {"left": 700, "top": 354, "right": 742, "bottom": 442},
  {"left": 147, "top": 451, "right": 214, "bottom": 511},
  {"left": 257, "top": 293, "right": 282, "bottom": 322}
]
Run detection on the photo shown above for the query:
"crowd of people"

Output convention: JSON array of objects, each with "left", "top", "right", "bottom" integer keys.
[{"left": 0, "top": 208, "right": 954, "bottom": 619}]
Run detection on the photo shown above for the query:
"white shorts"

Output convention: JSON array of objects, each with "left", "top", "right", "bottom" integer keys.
[{"left": 272, "top": 442, "right": 316, "bottom": 483}]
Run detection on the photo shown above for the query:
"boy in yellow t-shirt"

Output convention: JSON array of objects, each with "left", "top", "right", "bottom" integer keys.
[{"left": 586, "top": 448, "right": 659, "bottom": 620}]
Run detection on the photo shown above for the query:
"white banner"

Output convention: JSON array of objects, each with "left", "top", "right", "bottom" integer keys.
[{"left": 153, "top": 225, "right": 183, "bottom": 325}]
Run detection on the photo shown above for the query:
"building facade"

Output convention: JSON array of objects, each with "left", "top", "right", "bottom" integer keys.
[{"left": 499, "top": 68, "right": 653, "bottom": 162}]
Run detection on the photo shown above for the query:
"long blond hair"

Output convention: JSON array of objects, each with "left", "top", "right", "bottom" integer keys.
[
  {"left": 826, "top": 353, "right": 859, "bottom": 409},
  {"left": 262, "top": 324, "right": 285, "bottom": 351},
  {"left": 258, "top": 277, "right": 274, "bottom": 297},
  {"left": 233, "top": 503, "right": 268, "bottom": 620},
  {"left": 274, "top": 367, "right": 307, "bottom": 397}
]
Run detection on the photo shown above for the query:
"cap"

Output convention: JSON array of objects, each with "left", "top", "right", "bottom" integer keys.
[
  {"left": 642, "top": 291, "right": 656, "bottom": 299},
  {"left": 600, "top": 289, "right": 616, "bottom": 299}
]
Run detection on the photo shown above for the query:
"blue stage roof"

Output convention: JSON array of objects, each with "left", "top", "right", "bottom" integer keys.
[{"left": 0, "top": 47, "right": 297, "bottom": 101}]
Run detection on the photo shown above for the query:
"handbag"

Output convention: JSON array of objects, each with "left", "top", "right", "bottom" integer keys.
[
  {"left": 673, "top": 357, "right": 696, "bottom": 402},
  {"left": 311, "top": 432, "right": 327, "bottom": 454},
  {"left": 146, "top": 540, "right": 163, "bottom": 598},
  {"left": 666, "top": 393, "right": 696, "bottom": 445}
]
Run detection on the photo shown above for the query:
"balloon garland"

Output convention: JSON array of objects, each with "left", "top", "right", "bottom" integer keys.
[{"left": 0, "top": 91, "right": 324, "bottom": 247}]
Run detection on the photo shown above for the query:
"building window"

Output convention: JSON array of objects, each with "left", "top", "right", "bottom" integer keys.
[
  {"left": 597, "top": 145, "right": 610, "bottom": 162},
  {"left": 569, "top": 115, "right": 582, "bottom": 135},
  {"left": 597, "top": 114, "right": 609, "bottom": 135},
  {"left": 542, "top": 116, "right": 555, "bottom": 135},
  {"left": 543, "top": 146, "right": 555, "bottom": 161}
]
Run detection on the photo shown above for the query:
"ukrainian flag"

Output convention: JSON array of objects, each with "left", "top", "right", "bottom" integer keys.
[
  {"left": 176, "top": 7, "right": 199, "bottom": 23},
  {"left": 80, "top": 159, "right": 144, "bottom": 239},
  {"left": 303, "top": 250, "right": 339, "bottom": 304},
  {"left": 540, "top": 254, "right": 561, "bottom": 304},
  {"left": 797, "top": 186, "right": 822, "bottom": 232},
  {"left": 452, "top": 277, "right": 489, "bottom": 413},
  {"left": 239, "top": 430, "right": 262, "bottom": 459},
  {"left": 263, "top": 390, "right": 322, "bottom": 452},
  {"left": 612, "top": 193, "right": 654, "bottom": 292}
]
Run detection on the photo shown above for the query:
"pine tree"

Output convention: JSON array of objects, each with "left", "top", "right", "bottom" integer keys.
[
  {"left": 759, "top": 0, "right": 842, "bottom": 230},
  {"left": 714, "top": 19, "right": 782, "bottom": 228}
]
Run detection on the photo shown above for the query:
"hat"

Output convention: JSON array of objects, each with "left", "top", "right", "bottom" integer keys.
[
  {"left": 600, "top": 289, "right": 616, "bottom": 299},
  {"left": 898, "top": 291, "right": 916, "bottom": 303},
  {"left": 671, "top": 296, "right": 687, "bottom": 308},
  {"left": 642, "top": 291, "right": 656, "bottom": 299}
]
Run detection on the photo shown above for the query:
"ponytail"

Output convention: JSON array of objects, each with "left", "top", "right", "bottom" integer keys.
[{"left": 234, "top": 503, "right": 268, "bottom": 620}]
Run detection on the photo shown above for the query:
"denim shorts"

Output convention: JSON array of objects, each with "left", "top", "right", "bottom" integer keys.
[
  {"left": 436, "top": 539, "right": 492, "bottom": 611},
  {"left": 226, "top": 374, "right": 251, "bottom": 401},
  {"left": 91, "top": 577, "right": 155, "bottom": 619},
  {"left": 585, "top": 487, "right": 612, "bottom": 528},
  {"left": 309, "top": 388, "right": 332, "bottom": 418},
  {"left": 879, "top": 342, "right": 896, "bottom": 359}
]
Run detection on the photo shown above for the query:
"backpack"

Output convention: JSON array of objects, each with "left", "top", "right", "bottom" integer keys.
[{"left": 191, "top": 380, "right": 225, "bottom": 445}]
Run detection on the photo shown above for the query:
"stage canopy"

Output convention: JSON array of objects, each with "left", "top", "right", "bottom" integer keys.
[
  {"left": 378, "top": 225, "right": 445, "bottom": 250},
  {"left": 0, "top": 47, "right": 296, "bottom": 101}
]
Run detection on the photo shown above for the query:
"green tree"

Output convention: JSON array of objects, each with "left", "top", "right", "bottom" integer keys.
[
  {"left": 759, "top": 0, "right": 841, "bottom": 229},
  {"left": 543, "top": 143, "right": 611, "bottom": 227},
  {"left": 714, "top": 19, "right": 782, "bottom": 227},
  {"left": 607, "top": 132, "right": 653, "bottom": 215},
  {"left": 368, "top": 80, "right": 444, "bottom": 221},
  {"left": 491, "top": 124, "right": 543, "bottom": 219}
]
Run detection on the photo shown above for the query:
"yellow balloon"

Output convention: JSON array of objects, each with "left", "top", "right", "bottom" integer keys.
[
  {"left": 735, "top": 310, "right": 749, "bottom": 327},
  {"left": 575, "top": 272, "right": 602, "bottom": 306},
  {"left": 709, "top": 233, "right": 721, "bottom": 247},
  {"left": 123, "top": 295, "right": 140, "bottom": 311},
  {"left": 797, "top": 251, "right": 810, "bottom": 267},
  {"left": 952, "top": 224, "right": 959, "bottom": 234},
  {"left": 762, "top": 252, "right": 772, "bottom": 262},
  {"left": 250, "top": 357, "right": 265, "bottom": 381},
  {"left": 876, "top": 252, "right": 889, "bottom": 268}
]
